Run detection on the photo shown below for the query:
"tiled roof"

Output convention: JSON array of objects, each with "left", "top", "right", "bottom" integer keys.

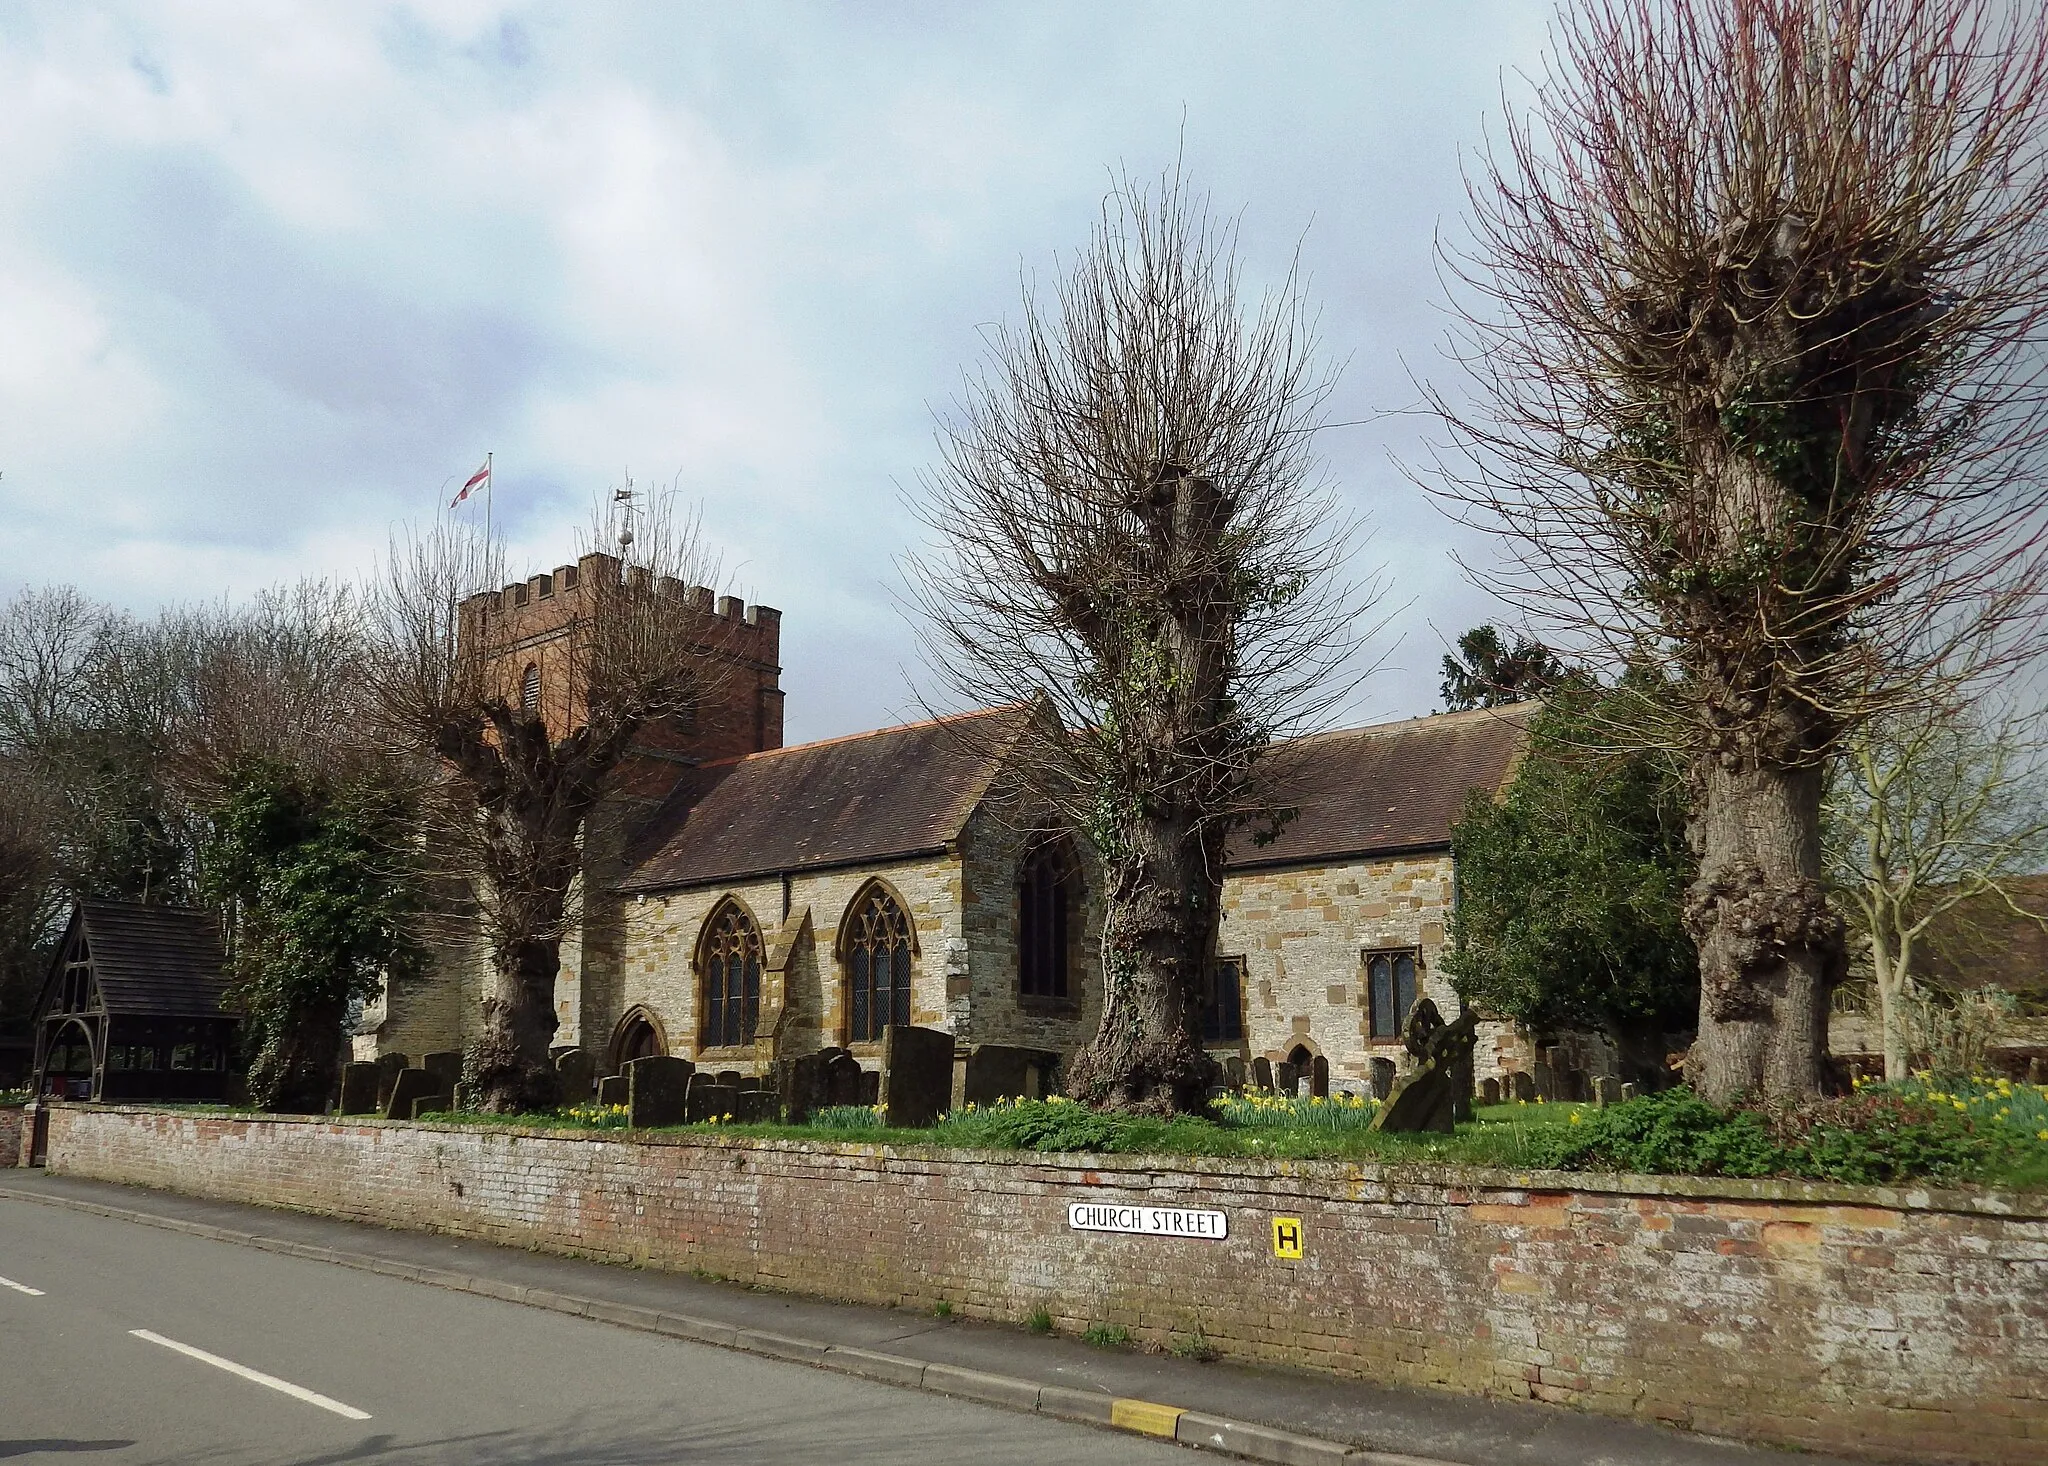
[
  {"left": 1226, "top": 704, "right": 1535, "bottom": 870},
  {"left": 60, "top": 901, "right": 232, "bottom": 1019},
  {"left": 1920, "top": 873, "right": 2048, "bottom": 1001},
  {"left": 617, "top": 706, "right": 1032, "bottom": 893}
]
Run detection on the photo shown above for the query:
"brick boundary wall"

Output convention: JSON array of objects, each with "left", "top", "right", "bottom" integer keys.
[
  {"left": 39, "top": 1104, "right": 2048, "bottom": 1465},
  {"left": 0, "top": 1105, "right": 21, "bottom": 1167}
]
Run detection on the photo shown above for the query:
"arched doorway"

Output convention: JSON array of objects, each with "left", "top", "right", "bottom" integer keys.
[{"left": 606, "top": 1006, "right": 668, "bottom": 1074}]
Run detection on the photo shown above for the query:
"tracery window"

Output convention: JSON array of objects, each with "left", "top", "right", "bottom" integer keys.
[
  {"left": 1017, "top": 841, "right": 1078, "bottom": 999},
  {"left": 1365, "top": 948, "right": 1421, "bottom": 1041},
  {"left": 845, "top": 885, "right": 913, "bottom": 1042},
  {"left": 699, "top": 903, "right": 763, "bottom": 1049}
]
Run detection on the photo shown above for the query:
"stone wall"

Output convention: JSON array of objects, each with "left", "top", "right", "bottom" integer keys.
[
  {"left": 953, "top": 806, "right": 1104, "bottom": 1056},
  {"left": 611, "top": 853, "right": 963, "bottom": 1071},
  {"left": 43, "top": 1104, "right": 2048, "bottom": 1465},
  {"left": 1220, "top": 852, "right": 1523, "bottom": 1086},
  {"left": 0, "top": 1104, "right": 21, "bottom": 1166}
]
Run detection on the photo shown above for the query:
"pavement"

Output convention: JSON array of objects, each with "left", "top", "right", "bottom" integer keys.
[{"left": 0, "top": 1172, "right": 1863, "bottom": 1466}]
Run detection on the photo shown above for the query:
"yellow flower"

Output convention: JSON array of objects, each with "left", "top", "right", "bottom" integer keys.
[
  {"left": 2037, "top": 1129, "right": 2048, "bottom": 1141},
  {"left": 1569, "top": 1111, "right": 1583, "bottom": 1125}
]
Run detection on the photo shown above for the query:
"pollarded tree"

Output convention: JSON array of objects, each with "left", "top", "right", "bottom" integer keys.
[
  {"left": 1431, "top": 0, "right": 2048, "bottom": 1104},
  {"left": 368, "top": 492, "right": 735, "bottom": 1113},
  {"left": 908, "top": 174, "right": 1368, "bottom": 1114}
]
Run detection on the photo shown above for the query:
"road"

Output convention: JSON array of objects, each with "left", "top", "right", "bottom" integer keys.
[{"left": 0, "top": 1195, "right": 1191, "bottom": 1465}]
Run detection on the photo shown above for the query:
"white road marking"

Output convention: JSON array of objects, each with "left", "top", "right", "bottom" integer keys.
[
  {"left": 128, "top": 1330, "right": 372, "bottom": 1420},
  {"left": 0, "top": 1274, "right": 44, "bottom": 1296}
]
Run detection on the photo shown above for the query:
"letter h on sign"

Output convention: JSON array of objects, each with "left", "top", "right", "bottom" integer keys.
[{"left": 1272, "top": 1216, "right": 1303, "bottom": 1260}]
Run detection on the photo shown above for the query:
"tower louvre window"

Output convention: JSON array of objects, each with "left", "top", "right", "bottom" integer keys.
[{"left": 521, "top": 664, "right": 541, "bottom": 712}]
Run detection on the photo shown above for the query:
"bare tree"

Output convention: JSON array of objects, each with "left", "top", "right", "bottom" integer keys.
[
  {"left": 367, "top": 490, "right": 733, "bottom": 1113},
  {"left": 1429, "top": 0, "right": 2048, "bottom": 1103},
  {"left": 1826, "top": 697, "right": 2048, "bottom": 1081},
  {"left": 908, "top": 174, "right": 1367, "bottom": 1114}
]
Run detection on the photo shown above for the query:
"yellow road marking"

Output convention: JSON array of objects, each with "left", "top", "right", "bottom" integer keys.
[{"left": 1110, "top": 1398, "right": 1184, "bottom": 1437}]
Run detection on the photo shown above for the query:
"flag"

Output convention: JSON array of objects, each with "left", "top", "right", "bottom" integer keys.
[{"left": 451, "top": 456, "right": 491, "bottom": 508}]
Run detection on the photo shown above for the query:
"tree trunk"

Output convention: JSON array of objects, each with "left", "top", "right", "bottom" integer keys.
[
  {"left": 469, "top": 934, "right": 565, "bottom": 1113},
  {"left": 1872, "top": 932, "right": 1912, "bottom": 1083},
  {"left": 1066, "top": 813, "right": 1218, "bottom": 1115},
  {"left": 1685, "top": 759, "right": 1843, "bottom": 1106}
]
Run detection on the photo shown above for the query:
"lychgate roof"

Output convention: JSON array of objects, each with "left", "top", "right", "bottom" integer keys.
[
  {"left": 1226, "top": 703, "right": 1535, "bottom": 871},
  {"left": 51, "top": 901, "right": 232, "bottom": 1019},
  {"left": 618, "top": 706, "right": 1033, "bottom": 893}
]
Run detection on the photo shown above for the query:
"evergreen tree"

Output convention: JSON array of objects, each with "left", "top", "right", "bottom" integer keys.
[{"left": 1444, "top": 683, "right": 1697, "bottom": 1067}]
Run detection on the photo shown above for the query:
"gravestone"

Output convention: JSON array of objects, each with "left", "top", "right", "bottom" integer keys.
[
  {"left": 385, "top": 1067, "right": 443, "bottom": 1121},
  {"left": 859, "top": 1069, "right": 881, "bottom": 1107},
  {"left": 733, "top": 1085, "right": 775, "bottom": 1123},
  {"left": 717, "top": 1070, "right": 744, "bottom": 1088},
  {"left": 422, "top": 1051, "right": 463, "bottom": 1100},
  {"left": 338, "top": 1062, "right": 380, "bottom": 1116},
  {"left": 374, "top": 1052, "right": 409, "bottom": 1111},
  {"left": 1370, "top": 1057, "right": 1396, "bottom": 1101},
  {"left": 1311, "top": 1055, "right": 1330, "bottom": 1100},
  {"left": 779, "top": 1051, "right": 829, "bottom": 1123},
  {"left": 1509, "top": 1071, "right": 1536, "bottom": 1103},
  {"left": 1480, "top": 1077, "right": 1500, "bottom": 1106},
  {"left": 1564, "top": 1068, "right": 1590, "bottom": 1103},
  {"left": 824, "top": 1050, "right": 865, "bottom": 1107},
  {"left": 1223, "top": 1056, "right": 1246, "bottom": 1092},
  {"left": 597, "top": 1074, "right": 629, "bottom": 1108},
  {"left": 1275, "top": 1061, "right": 1298, "bottom": 1096},
  {"left": 1594, "top": 1075, "right": 1622, "bottom": 1107},
  {"left": 556, "top": 1048, "right": 597, "bottom": 1103},
  {"left": 1619, "top": 1082, "right": 1638, "bottom": 1103},
  {"left": 685, "top": 1077, "right": 736, "bottom": 1123},
  {"left": 1371, "top": 1002, "right": 1481, "bottom": 1136},
  {"left": 2029, "top": 1056, "right": 2045, "bottom": 1085},
  {"left": 1532, "top": 1061, "right": 1555, "bottom": 1103},
  {"left": 627, "top": 1055, "right": 693, "bottom": 1127},
  {"left": 1250, "top": 1056, "right": 1274, "bottom": 1092},
  {"left": 961, "top": 1045, "right": 1056, "bottom": 1107},
  {"left": 882, "top": 1025, "right": 955, "bottom": 1127}
]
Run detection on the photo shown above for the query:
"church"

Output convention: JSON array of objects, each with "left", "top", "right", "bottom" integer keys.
[{"left": 356, "top": 551, "right": 1536, "bottom": 1097}]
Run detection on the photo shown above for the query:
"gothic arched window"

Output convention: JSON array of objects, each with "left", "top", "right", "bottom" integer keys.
[
  {"left": 699, "top": 902, "right": 763, "bottom": 1049},
  {"left": 520, "top": 663, "right": 541, "bottom": 712},
  {"left": 844, "top": 885, "right": 914, "bottom": 1042},
  {"left": 1017, "top": 840, "right": 1078, "bottom": 999}
]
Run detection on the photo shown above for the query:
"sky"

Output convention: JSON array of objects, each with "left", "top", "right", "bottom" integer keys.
[{"left": 0, "top": 1, "right": 1553, "bottom": 745}]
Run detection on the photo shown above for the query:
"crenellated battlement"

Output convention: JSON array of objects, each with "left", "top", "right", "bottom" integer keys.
[
  {"left": 460, "top": 552, "right": 782, "bottom": 670},
  {"left": 458, "top": 549, "right": 784, "bottom": 762}
]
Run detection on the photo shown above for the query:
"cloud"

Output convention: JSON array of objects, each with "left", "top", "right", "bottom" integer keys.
[{"left": 0, "top": 1, "right": 1549, "bottom": 739}]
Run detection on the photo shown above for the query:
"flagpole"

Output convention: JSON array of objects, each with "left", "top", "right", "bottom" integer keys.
[{"left": 484, "top": 452, "right": 493, "bottom": 548}]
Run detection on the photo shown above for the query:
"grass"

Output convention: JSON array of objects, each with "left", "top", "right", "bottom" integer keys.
[
  {"left": 931, "top": 1300, "right": 953, "bottom": 1319},
  {"left": 1082, "top": 1323, "right": 1132, "bottom": 1348},
  {"left": 382, "top": 1084, "right": 2048, "bottom": 1191},
  {"left": 1025, "top": 1306, "right": 1055, "bottom": 1335},
  {"left": 1169, "top": 1330, "right": 1217, "bottom": 1362}
]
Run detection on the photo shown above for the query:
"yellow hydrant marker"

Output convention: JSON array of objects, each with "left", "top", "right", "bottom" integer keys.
[
  {"left": 1272, "top": 1215, "right": 1304, "bottom": 1259},
  {"left": 1110, "top": 1398, "right": 1184, "bottom": 1437}
]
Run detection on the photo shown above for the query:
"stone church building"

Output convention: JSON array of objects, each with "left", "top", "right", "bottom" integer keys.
[{"left": 357, "top": 554, "right": 1535, "bottom": 1096}]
